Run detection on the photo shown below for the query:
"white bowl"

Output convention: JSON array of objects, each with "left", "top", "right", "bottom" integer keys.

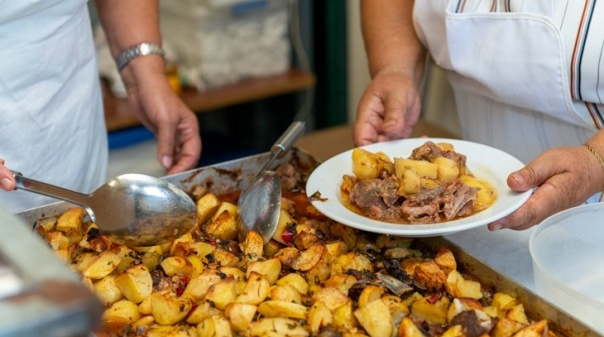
[{"left": 529, "top": 203, "right": 604, "bottom": 334}]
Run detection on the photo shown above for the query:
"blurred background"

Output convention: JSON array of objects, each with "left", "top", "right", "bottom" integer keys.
[{"left": 93, "top": 0, "right": 461, "bottom": 178}]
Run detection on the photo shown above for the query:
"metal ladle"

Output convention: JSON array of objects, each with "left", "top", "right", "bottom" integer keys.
[
  {"left": 237, "top": 121, "right": 306, "bottom": 243},
  {"left": 11, "top": 171, "right": 197, "bottom": 247}
]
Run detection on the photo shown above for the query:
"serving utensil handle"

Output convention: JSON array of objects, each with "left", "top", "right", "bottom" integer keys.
[
  {"left": 271, "top": 121, "right": 306, "bottom": 157},
  {"left": 257, "top": 121, "right": 306, "bottom": 176},
  {"left": 10, "top": 170, "right": 92, "bottom": 208}
]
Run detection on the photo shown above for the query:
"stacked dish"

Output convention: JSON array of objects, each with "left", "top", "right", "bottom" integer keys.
[{"left": 529, "top": 203, "right": 604, "bottom": 334}]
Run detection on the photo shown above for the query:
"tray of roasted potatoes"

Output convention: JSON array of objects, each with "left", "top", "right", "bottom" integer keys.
[{"left": 15, "top": 148, "right": 598, "bottom": 337}]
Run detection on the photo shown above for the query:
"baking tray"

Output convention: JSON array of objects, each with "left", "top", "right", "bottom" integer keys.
[{"left": 14, "top": 148, "right": 599, "bottom": 337}]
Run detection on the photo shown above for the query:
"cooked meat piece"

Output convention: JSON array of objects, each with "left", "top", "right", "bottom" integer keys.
[
  {"left": 350, "top": 176, "right": 399, "bottom": 208},
  {"left": 349, "top": 179, "right": 383, "bottom": 208},
  {"left": 315, "top": 327, "right": 343, "bottom": 337},
  {"left": 411, "top": 140, "right": 468, "bottom": 173},
  {"left": 402, "top": 179, "right": 477, "bottom": 223},
  {"left": 443, "top": 150, "right": 467, "bottom": 170},
  {"left": 401, "top": 185, "right": 445, "bottom": 223},
  {"left": 366, "top": 203, "right": 402, "bottom": 222},
  {"left": 379, "top": 176, "right": 400, "bottom": 207},
  {"left": 419, "top": 321, "right": 446, "bottom": 337},
  {"left": 350, "top": 176, "right": 401, "bottom": 221},
  {"left": 442, "top": 180, "right": 477, "bottom": 220},
  {"left": 403, "top": 204, "right": 441, "bottom": 223},
  {"left": 217, "top": 240, "right": 242, "bottom": 256},
  {"left": 457, "top": 200, "right": 474, "bottom": 217},
  {"left": 450, "top": 310, "right": 495, "bottom": 337},
  {"left": 151, "top": 269, "right": 173, "bottom": 292},
  {"left": 410, "top": 141, "right": 443, "bottom": 161},
  {"left": 276, "top": 163, "right": 301, "bottom": 191}
]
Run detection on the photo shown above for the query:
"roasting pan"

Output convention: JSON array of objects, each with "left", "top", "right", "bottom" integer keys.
[{"left": 13, "top": 148, "right": 600, "bottom": 337}]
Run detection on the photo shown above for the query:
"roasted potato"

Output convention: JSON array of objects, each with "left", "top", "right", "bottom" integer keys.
[
  {"left": 352, "top": 148, "right": 392, "bottom": 179},
  {"left": 394, "top": 158, "right": 438, "bottom": 179},
  {"left": 114, "top": 264, "right": 153, "bottom": 304}
]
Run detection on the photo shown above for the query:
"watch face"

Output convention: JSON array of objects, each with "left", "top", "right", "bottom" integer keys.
[
  {"left": 116, "top": 43, "right": 164, "bottom": 70},
  {"left": 139, "top": 44, "right": 151, "bottom": 55}
]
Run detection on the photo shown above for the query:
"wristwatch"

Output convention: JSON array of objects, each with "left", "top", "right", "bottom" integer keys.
[{"left": 115, "top": 42, "right": 165, "bottom": 71}]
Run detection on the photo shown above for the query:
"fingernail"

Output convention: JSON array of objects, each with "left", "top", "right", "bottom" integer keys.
[
  {"left": 384, "top": 120, "right": 397, "bottom": 128},
  {"left": 489, "top": 223, "right": 502, "bottom": 231},
  {"left": 161, "top": 155, "right": 172, "bottom": 169},
  {"left": 1, "top": 178, "right": 12, "bottom": 191},
  {"left": 510, "top": 172, "right": 524, "bottom": 185}
]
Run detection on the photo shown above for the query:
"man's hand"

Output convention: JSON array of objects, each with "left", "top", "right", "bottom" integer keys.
[
  {"left": 489, "top": 145, "right": 604, "bottom": 231},
  {"left": 353, "top": 69, "right": 422, "bottom": 146}
]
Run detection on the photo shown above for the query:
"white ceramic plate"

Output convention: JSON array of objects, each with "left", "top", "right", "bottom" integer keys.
[{"left": 306, "top": 138, "right": 531, "bottom": 237}]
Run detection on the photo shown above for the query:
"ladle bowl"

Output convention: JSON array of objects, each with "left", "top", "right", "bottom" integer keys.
[
  {"left": 11, "top": 171, "right": 197, "bottom": 247},
  {"left": 236, "top": 120, "right": 305, "bottom": 244},
  {"left": 237, "top": 171, "right": 282, "bottom": 243}
]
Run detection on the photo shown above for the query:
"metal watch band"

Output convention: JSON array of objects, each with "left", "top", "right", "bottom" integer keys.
[{"left": 115, "top": 42, "right": 165, "bottom": 71}]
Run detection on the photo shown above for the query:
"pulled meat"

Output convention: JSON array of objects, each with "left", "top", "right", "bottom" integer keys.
[
  {"left": 402, "top": 180, "right": 476, "bottom": 224},
  {"left": 348, "top": 175, "right": 477, "bottom": 224},
  {"left": 349, "top": 176, "right": 401, "bottom": 222},
  {"left": 346, "top": 141, "right": 479, "bottom": 224}
]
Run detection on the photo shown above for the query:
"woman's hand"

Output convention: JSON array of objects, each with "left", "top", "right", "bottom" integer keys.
[
  {"left": 489, "top": 144, "right": 604, "bottom": 231},
  {"left": 353, "top": 69, "right": 422, "bottom": 146}
]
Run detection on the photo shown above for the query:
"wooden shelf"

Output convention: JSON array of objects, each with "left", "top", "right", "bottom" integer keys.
[{"left": 104, "top": 69, "right": 316, "bottom": 132}]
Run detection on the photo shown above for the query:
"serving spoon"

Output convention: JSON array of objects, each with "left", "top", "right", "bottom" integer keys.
[
  {"left": 11, "top": 171, "right": 197, "bottom": 247},
  {"left": 237, "top": 120, "right": 306, "bottom": 243}
]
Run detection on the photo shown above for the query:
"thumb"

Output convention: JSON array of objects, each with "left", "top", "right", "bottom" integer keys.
[
  {"left": 507, "top": 159, "right": 553, "bottom": 193},
  {"left": 0, "top": 161, "right": 16, "bottom": 191}
]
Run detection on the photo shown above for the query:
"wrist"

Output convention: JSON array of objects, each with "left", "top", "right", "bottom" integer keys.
[
  {"left": 584, "top": 133, "right": 604, "bottom": 200},
  {"left": 115, "top": 42, "right": 165, "bottom": 72}
]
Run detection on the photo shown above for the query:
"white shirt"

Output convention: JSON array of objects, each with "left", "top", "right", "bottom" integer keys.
[{"left": 0, "top": 0, "right": 108, "bottom": 213}]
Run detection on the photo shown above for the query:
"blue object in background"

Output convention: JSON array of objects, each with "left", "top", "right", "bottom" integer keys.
[
  {"left": 108, "top": 126, "right": 155, "bottom": 150},
  {"left": 108, "top": 126, "right": 259, "bottom": 167},
  {"left": 231, "top": 0, "right": 268, "bottom": 16}
]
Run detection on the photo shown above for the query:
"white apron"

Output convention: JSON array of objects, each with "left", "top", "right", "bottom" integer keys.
[
  {"left": 411, "top": 1, "right": 604, "bottom": 315},
  {"left": 414, "top": 0, "right": 603, "bottom": 165},
  {"left": 0, "top": 0, "right": 108, "bottom": 213}
]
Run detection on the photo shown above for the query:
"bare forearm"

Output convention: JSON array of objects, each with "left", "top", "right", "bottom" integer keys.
[
  {"left": 94, "top": 0, "right": 161, "bottom": 54},
  {"left": 94, "top": 0, "right": 165, "bottom": 76},
  {"left": 361, "top": 0, "right": 427, "bottom": 86}
]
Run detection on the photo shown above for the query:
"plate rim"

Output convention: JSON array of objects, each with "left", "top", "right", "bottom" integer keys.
[{"left": 305, "top": 137, "right": 532, "bottom": 237}]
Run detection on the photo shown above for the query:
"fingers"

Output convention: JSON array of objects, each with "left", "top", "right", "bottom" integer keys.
[
  {"left": 131, "top": 82, "right": 201, "bottom": 174},
  {"left": 381, "top": 98, "right": 407, "bottom": 136},
  {"left": 488, "top": 147, "right": 596, "bottom": 231},
  {"left": 488, "top": 186, "right": 549, "bottom": 231},
  {"left": 156, "top": 110, "right": 201, "bottom": 175},
  {"left": 166, "top": 122, "right": 202, "bottom": 175},
  {"left": 489, "top": 157, "right": 560, "bottom": 231},
  {"left": 353, "top": 85, "right": 386, "bottom": 146},
  {"left": 0, "top": 159, "right": 16, "bottom": 191},
  {"left": 506, "top": 149, "right": 565, "bottom": 192},
  {"left": 353, "top": 75, "right": 419, "bottom": 146}
]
